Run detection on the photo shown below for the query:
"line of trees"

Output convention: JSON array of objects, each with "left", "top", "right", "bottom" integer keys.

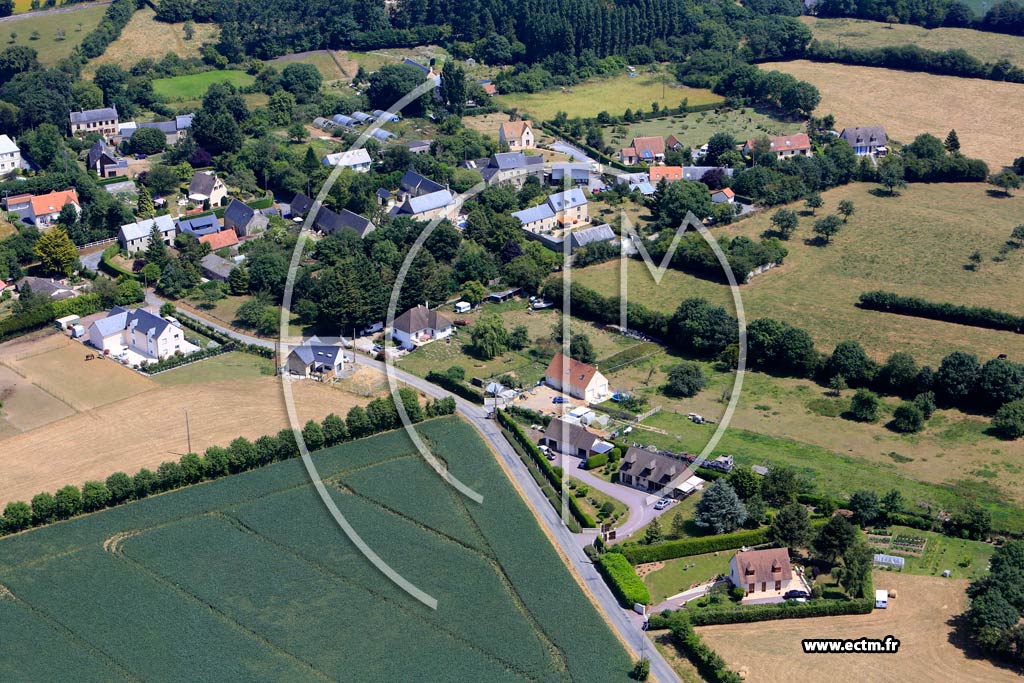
[
  {"left": 965, "top": 539, "right": 1024, "bottom": 663},
  {"left": 806, "top": 40, "right": 1024, "bottom": 84},
  {"left": 859, "top": 291, "right": 1024, "bottom": 334},
  {"left": 0, "top": 395, "right": 457, "bottom": 536},
  {"left": 814, "top": 0, "right": 1024, "bottom": 37}
]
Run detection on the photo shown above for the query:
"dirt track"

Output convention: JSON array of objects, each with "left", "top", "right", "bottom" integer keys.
[{"left": 697, "top": 572, "right": 1020, "bottom": 683}]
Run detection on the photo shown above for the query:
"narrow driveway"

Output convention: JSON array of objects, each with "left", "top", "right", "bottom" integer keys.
[
  {"left": 0, "top": 1, "right": 111, "bottom": 23},
  {"left": 146, "top": 291, "right": 680, "bottom": 683},
  {"left": 548, "top": 139, "right": 597, "bottom": 166}
]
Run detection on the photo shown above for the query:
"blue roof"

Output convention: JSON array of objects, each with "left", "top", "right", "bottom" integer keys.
[
  {"left": 177, "top": 214, "right": 221, "bottom": 237},
  {"left": 631, "top": 182, "right": 656, "bottom": 195},
  {"left": 351, "top": 111, "right": 374, "bottom": 123},
  {"left": 372, "top": 129, "right": 395, "bottom": 141},
  {"left": 126, "top": 308, "right": 170, "bottom": 340},
  {"left": 547, "top": 188, "right": 587, "bottom": 211},
  {"left": 403, "top": 189, "right": 453, "bottom": 214},
  {"left": 331, "top": 114, "right": 356, "bottom": 126},
  {"left": 372, "top": 110, "right": 401, "bottom": 122},
  {"left": 512, "top": 204, "right": 553, "bottom": 225},
  {"left": 291, "top": 340, "right": 344, "bottom": 367}
]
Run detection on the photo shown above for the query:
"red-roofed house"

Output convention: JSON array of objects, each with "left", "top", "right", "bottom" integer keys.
[
  {"left": 482, "top": 83, "right": 498, "bottom": 96},
  {"left": 545, "top": 352, "right": 609, "bottom": 403},
  {"left": 649, "top": 166, "right": 683, "bottom": 182},
  {"left": 29, "top": 189, "right": 80, "bottom": 228},
  {"left": 711, "top": 187, "right": 735, "bottom": 204},
  {"left": 666, "top": 135, "right": 684, "bottom": 150},
  {"left": 199, "top": 228, "right": 240, "bottom": 251},
  {"left": 743, "top": 133, "right": 812, "bottom": 160},
  {"left": 498, "top": 120, "right": 535, "bottom": 150},
  {"left": 729, "top": 547, "right": 796, "bottom": 598},
  {"left": 620, "top": 136, "right": 665, "bottom": 165}
]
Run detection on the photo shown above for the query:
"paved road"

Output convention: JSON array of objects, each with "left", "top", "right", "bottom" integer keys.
[
  {"left": 0, "top": 0, "right": 110, "bottom": 23},
  {"left": 146, "top": 291, "right": 680, "bottom": 683},
  {"left": 549, "top": 139, "right": 597, "bottom": 166}
]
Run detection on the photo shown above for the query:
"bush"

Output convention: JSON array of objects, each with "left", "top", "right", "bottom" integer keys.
[
  {"left": 663, "top": 361, "right": 708, "bottom": 397},
  {"left": 993, "top": 399, "right": 1024, "bottom": 439},
  {"left": 890, "top": 402, "right": 925, "bottom": 433},
  {"left": 596, "top": 552, "right": 651, "bottom": 607},
  {"left": 425, "top": 370, "right": 485, "bottom": 404},
  {"left": 687, "top": 595, "right": 874, "bottom": 625},
  {"left": 584, "top": 453, "right": 609, "bottom": 470},
  {"left": 665, "top": 614, "right": 743, "bottom": 683}
]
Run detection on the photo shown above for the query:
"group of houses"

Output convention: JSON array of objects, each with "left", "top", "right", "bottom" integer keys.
[{"left": 378, "top": 170, "right": 459, "bottom": 222}]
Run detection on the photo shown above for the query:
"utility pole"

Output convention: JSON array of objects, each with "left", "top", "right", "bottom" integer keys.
[{"left": 185, "top": 409, "right": 192, "bottom": 454}]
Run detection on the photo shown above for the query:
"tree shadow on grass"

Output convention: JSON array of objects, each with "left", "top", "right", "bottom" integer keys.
[
  {"left": 985, "top": 189, "right": 1014, "bottom": 199},
  {"left": 803, "top": 235, "right": 829, "bottom": 247},
  {"left": 946, "top": 613, "right": 1024, "bottom": 676},
  {"left": 868, "top": 187, "right": 900, "bottom": 198}
]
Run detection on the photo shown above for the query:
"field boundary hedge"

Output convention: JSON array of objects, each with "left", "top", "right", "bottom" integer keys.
[
  {"left": 859, "top": 290, "right": 1024, "bottom": 334},
  {"left": 620, "top": 528, "right": 769, "bottom": 564},
  {"left": 661, "top": 614, "right": 743, "bottom": 683},
  {"left": 496, "top": 409, "right": 596, "bottom": 528},
  {"left": 425, "top": 370, "right": 485, "bottom": 404},
  {"left": 596, "top": 551, "right": 651, "bottom": 607},
  {"left": 0, "top": 294, "right": 104, "bottom": 343},
  {"left": 171, "top": 311, "right": 275, "bottom": 358}
]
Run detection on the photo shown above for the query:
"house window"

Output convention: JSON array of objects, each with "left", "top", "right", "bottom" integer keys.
[
  {"left": 761, "top": 582, "right": 766, "bottom": 592},
  {"left": 748, "top": 583, "right": 754, "bottom": 593},
  {"left": 775, "top": 581, "right": 781, "bottom": 591}
]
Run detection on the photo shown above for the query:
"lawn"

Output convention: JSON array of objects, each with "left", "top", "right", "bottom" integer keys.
[
  {"left": 152, "top": 350, "right": 274, "bottom": 386},
  {"left": 870, "top": 525, "right": 995, "bottom": 580},
  {"left": 635, "top": 409, "right": 1024, "bottom": 534},
  {"left": 568, "top": 480, "right": 630, "bottom": 529},
  {"left": 0, "top": 418, "right": 632, "bottom": 682},
  {"left": 572, "top": 182, "right": 1024, "bottom": 365},
  {"left": 643, "top": 551, "right": 733, "bottom": 603},
  {"left": 602, "top": 107, "right": 802, "bottom": 153},
  {"left": 85, "top": 8, "right": 218, "bottom": 75},
  {"left": 494, "top": 70, "right": 723, "bottom": 121},
  {"left": 0, "top": 4, "right": 106, "bottom": 66},
  {"left": 760, "top": 60, "right": 1024, "bottom": 169},
  {"left": 802, "top": 17, "right": 1024, "bottom": 68},
  {"left": 152, "top": 70, "right": 256, "bottom": 102}
]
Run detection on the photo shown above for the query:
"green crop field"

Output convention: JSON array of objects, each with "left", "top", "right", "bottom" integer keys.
[
  {"left": 603, "top": 108, "right": 801, "bottom": 153},
  {"left": 0, "top": 4, "right": 106, "bottom": 66},
  {"left": 802, "top": 17, "right": 1024, "bottom": 68},
  {"left": 0, "top": 418, "right": 631, "bottom": 682},
  {"left": 151, "top": 70, "right": 256, "bottom": 102},
  {"left": 494, "top": 71, "right": 723, "bottom": 121}
]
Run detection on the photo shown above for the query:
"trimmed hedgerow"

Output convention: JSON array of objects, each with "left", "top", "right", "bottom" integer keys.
[
  {"left": 859, "top": 290, "right": 1024, "bottom": 334},
  {"left": 596, "top": 552, "right": 650, "bottom": 607},
  {"left": 620, "top": 528, "right": 770, "bottom": 564}
]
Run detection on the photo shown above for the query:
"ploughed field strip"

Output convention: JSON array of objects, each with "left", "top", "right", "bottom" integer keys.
[{"left": 0, "top": 418, "right": 630, "bottom": 682}]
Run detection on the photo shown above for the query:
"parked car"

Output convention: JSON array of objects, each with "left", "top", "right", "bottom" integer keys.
[
  {"left": 552, "top": 396, "right": 568, "bottom": 404},
  {"left": 134, "top": 154, "right": 147, "bottom": 160},
  {"left": 453, "top": 319, "right": 470, "bottom": 326},
  {"left": 653, "top": 498, "right": 671, "bottom": 511},
  {"left": 784, "top": 590, "right": 810, "bottom": 600}
]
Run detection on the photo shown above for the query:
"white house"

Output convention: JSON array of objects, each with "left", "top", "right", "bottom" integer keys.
[
  {"left": 118, "top": 215, "right": 177, "bottom": 253},
  {"left": 70, "top": 107, "right": 119, "bottom": 137},
  {"left": 391, "top": 305, "right": 455, "bottom": 350},
  {"left": 544, "top": 352, "right": 608, "bottom": 403},
  {"left": 0, "top": 135, "right": 25, "bottom": 175},
  {"left": 538, "top": 418, "right": 615, "bottom": 459},
  {"left": 187, "top": 171, "right": 228, "bottom": 206},
  {"left": 285, "top": 336, "right": 348, "bottom": 379},
  {"left": 617, "top": 446, "right": 706, "bottom": 498},
  {"left": 710, "top": 188, "right": 735, "bottom": 204},
  {"left": 729, "top": 548, "right": 796, "bottom": 598},
  {"left": 28, "top": 189, "right": 80, "bottom": 228},
  {"left": 839, "top": 126, "right": 888, "bottom": 157},
  {"left": 322, "top": 148, "right": 372, "bottom": 173},
  {"left": 498, "top": 120, "right": 534, "bottom": 150},
  {"left": 743, "top": 134, "right": 812, "bottom": 160},
  {"left": 87, "top": 306, "right": 191, "bottom": 361},
  {"left": 512, "top": 188, "right": 589, "bottom": 234}
]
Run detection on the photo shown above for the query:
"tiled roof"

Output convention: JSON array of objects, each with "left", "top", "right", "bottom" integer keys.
[
  {"left": 199, "top": 229, "right": 239, "bottom": 250},
  {"left": 70, "top": 107, "right": 117, "bottom": 124},
  {"left": 392, "top": 305, "right": 453, "bottom": 334},
  {"left": 30, "top": 189, "right": 80, "bottom": 217},
  {"left": 499, "top": 120, "right": 532, "bottom": 139},
  {"left": 545, "top": 352, "right": 603, "bottom": 392},
  {"left": 732, "top": 548, "right": 793, "bottom": 584}
]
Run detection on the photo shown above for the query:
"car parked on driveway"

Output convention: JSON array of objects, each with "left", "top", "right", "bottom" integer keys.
[
  {"left": 552, "top": 396, "right": 568, "bottom": 404},
  {"left": 653, "top": 498, "right": 671, "bottom": 511},
  {"left": 784, "top": 589, "right": 810, "bottom": 600}
]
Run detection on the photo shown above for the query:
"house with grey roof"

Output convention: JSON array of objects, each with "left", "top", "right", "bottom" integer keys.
[
  {"left": 87, "top": 140, "right": 128, "bottom": 179},
  {"left": 176, "top": 214, "right": 222, "bottom": 238},
  {"left": 288, "top": 192, "right": 315, "bottom": 218},
  {"left": 538, "top": 418, "right": 614, "bottom": 459},
  {"left": 389, "top": 188, "right": 456, "bottom": 222},
  {"left": 314, "top": 206, "right": 375, "bottom": 238},
  {"left": 188, "top": 171, "right": 227, "bottom": 206},
  {"left": 223, "top": 199, "right": 268, "bottom": 237},
  {"left": 548, "top": 163, "right": 592, "bottom": 186},
  {"left": 569, "top": 223, "right": 616, "bottom": 251},
  {"left": 0, "top": 134, "right": 25, "bottom": 176},
  {"left": 70, "top": 107, "right": 118, "bottom": 137},
  {"left": 399, "top": 170, "right": 446, "bottom": 199},
  {"left": 391, "top": 304, "right": 454, "bottom": 349},
  {"left": 285, "top": 336, "right": 349, "bottom": 379},
  {"left": 87, "top": 306, "right": 193, "bottom": 361},
  {"left": 200, "top": 253, "right": 236, "bottom": 282},
  {"left": 118, "top": 215, "right": 177, "bottom": 253},
  {"left": 618, "top": 446, "right": 707, "bottom": 498},
  {"left": 512, "top": 188, "right": 589, "bottom": 234},
  {"left": 839, "top": 126, "right": 888, "bottom": 156},
  {"left": 462, "top": 151, "right": 543, "bottom": 188}
]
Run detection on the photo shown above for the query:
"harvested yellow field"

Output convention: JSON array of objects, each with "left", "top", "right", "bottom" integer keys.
[
  {"left": 85, "top": 8, "right": 218, "bottom": 75},
  {"left": 760, "top": 60, "right": 1024, "bottom": 169}
]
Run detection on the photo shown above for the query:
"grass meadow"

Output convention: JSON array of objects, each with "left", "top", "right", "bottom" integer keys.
[
  {"left": 152, "top": 70, "right": 256, "bottom": 101},
  {"left": 602, "top": 108, "right": 802, "bottom": 153},
  {"left": 0, "top": 4, "right": 106, "bottom": 65},
  {"left": 802, "top": 17, "right": 1024, "bottom": 68},
  {"left": 494, "top": 71, "right": 723, "bottom": 121},
  {"left": 759, "top": 60, "right": 1024, "bottom": 169},
  {"left": 0, "top": 418, "right": 632, "bottom": 682},
  {"left": 85, "top": 8, "right": 219, "bottom": 76}
]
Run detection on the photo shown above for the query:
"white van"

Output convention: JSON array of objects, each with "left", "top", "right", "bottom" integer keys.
[{"left": 875, "top": 589, "right": 889, "bottom": 609}]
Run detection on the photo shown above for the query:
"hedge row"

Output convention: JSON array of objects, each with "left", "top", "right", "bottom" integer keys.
[
  {"left": 0, "top": 294, "right": 104, "bottom": 343},
  {"left": 138, "top": 343, "right": 233, "bottom": 374},
  {"left": 172, "top": 311, "right": 275, "bottom": 359},
  {"left": 583, "top": 453, "right": 609, "bottom": 470},
  {"left": 859, "top": 290, "right": 1024, "bottom": 334},
  {"left": 686, "top": 595, "right": 874, "bottom": 626},
  {"left": 425, "top": 370, "right": 485, "bottom": 404},
  {"left": 806, "top": 41, "right": 1024, "bottom": 85},
  {"left": 496, "top": 409, "right": 596, "bottom": 527},
  {"left": 666, "top": 615, "right": 743, "bottom": 683},
  {"left": 75, "top": 0, "right": 138, "bottom": 61},
  {"left": 505, "top": 404, "right": 552, "bottom": 427},
  {"left": 596, "top": 552, "right": 651, "bottom": 607},
  {"left": 100, "top": 245, "right": 138, "bottom": 280},
  {"left": 620, "top": 528, "right": 769, "bottom": 564}
]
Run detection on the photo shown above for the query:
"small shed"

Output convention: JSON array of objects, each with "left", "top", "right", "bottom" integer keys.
[
  {"left": 55, "top": 314, "right": 80, "bottom": 331},
  {"left": 875, "top": 589, "right": 889, "bottom": 609},
  {"left": 454, "top": 301, "right": 471, "bottom": 314}
]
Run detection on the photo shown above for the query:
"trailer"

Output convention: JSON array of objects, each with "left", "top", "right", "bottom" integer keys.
[{"left": 55, "top": 314, "right": 80, "bottom": 331}]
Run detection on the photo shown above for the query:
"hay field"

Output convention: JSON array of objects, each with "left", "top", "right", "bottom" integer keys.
[
  {"left": 760, "top": 60, "right": 1024, "bottom": 169},
  {"left": 698, "top": 573, "right": 1019, "bottom": 683},
  {"left": 573, "top": 182, "right": 1024, "bottom": 364},
  {"left": 803, "top": 17, "right": 1024, "bottom": 68},
  {"left": 0, "top": 3, "right": 106, "bottom": 66},
  {"left": 267, "top": 50, "right": 348, "bottom": 81},
  {"left": 494, "top": 72, "right": 723, "bottom": 121},
  {"left": 85, "top": 8, "right": 218, "bottom": 75}
]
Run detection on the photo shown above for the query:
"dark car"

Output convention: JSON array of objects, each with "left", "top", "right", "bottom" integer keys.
[{"left": 784, "top": 589, "right": 810, "bottom": 600}]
